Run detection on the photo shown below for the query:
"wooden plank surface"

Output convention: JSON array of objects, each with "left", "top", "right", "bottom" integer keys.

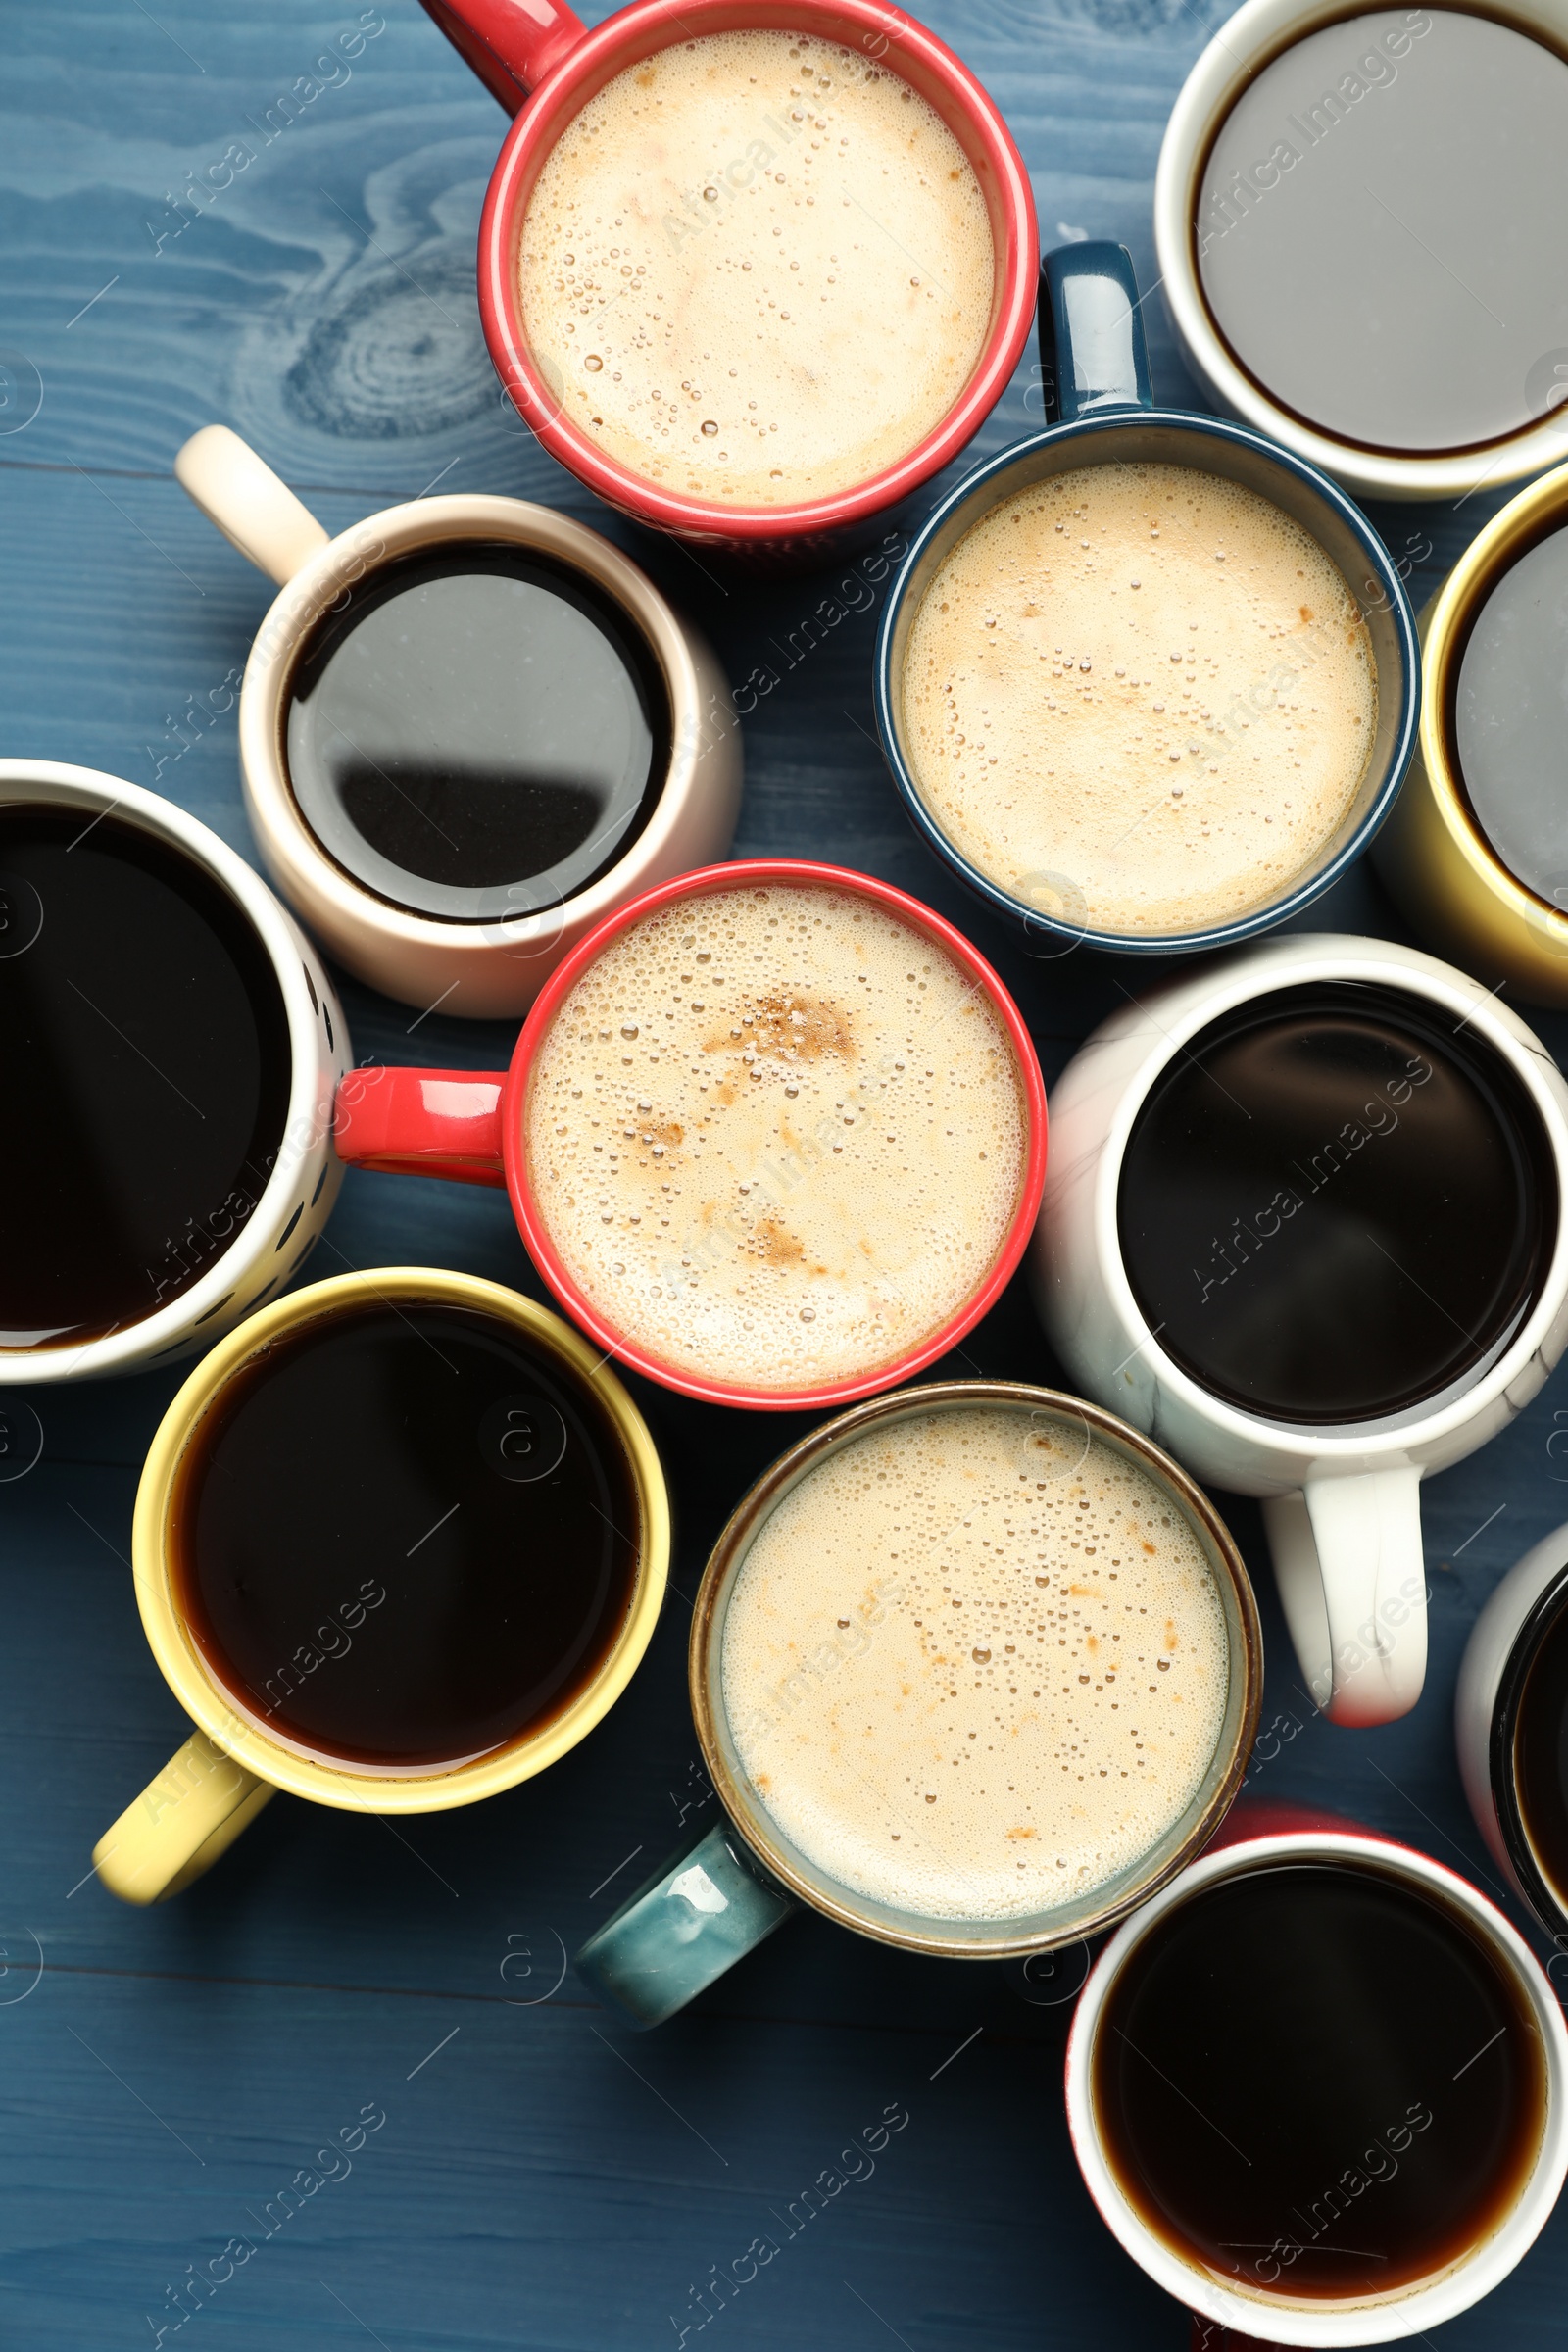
[{"left": 1, "top": 3, "right": 1565, "bottom": 2345}]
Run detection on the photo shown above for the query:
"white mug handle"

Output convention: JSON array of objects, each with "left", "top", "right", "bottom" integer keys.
[
  {"left": 1261, "top": 1465, "right": 1427, "bottom": 1726},
  {"left": 174, "top": 424, "right": 329, "bottom": 586}
]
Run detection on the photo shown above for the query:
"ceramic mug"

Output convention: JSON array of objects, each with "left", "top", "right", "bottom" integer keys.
[
  {"left": 412, "top": 0, "right": 1038, "bottom": 562},
  {"left": 329, "top": 858, "right": 1050, "bottom": 1411},
  {"left": 1153, "top": 0, "right": 1568, "bottom": 503},
  {"left": 1066, "top": 1806, "right": 1568, "bottom": 2344},
  {"left": 874, "top": 241, "right": 1418, "bottom": 957},
  {"left": 1034, "top": 930, "right": 1568, "bottom": 1726},
  {"left": 1456, "top": 1521, "right": 1568, "bottom": 1947},
  {"left": 1374, "top": 458, "right": 1568, "bottom": 1005},
  {"left": 91, "top": 1267, "right": 668, "bottom": 1903},
  {"left": 573, "top": 1381, "right": 1261, "bottom": 2028},
  {"left": 0, "top": 760, "right": 347, "bottom": 1384},
  {"left": 175, "top": 425, "right": 741, "bottom": 1018}
]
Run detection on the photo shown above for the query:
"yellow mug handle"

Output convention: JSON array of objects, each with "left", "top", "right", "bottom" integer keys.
[{"left": 93, "top": 1731, "right": 275, "bottom": 1905}]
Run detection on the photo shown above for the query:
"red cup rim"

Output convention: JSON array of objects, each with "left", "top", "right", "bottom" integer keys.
[
  {"left": 477, "top": 0, "right": 1040, "bottom": 542},
  {"left": 500, "top": 858, "right": 1049, "bottom": 1409}
]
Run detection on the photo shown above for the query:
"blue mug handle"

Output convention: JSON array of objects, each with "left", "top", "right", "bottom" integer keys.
[
  {"left": 573, "top": 1820, "right": 797, "bottom": 2030},
  {"left": 1038, "top": 241, "right": 1153, "bottom": 424}
]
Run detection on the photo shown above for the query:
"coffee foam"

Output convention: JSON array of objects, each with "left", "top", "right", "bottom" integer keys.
[
  {"left": 524, "top": 884, "right": 1026, "bottom": 1394},
  {"left": 721, "top": 1405, "right": 1232, "bottom": 1921},
  {"left": 517, "top": 30, "right": 995, "bottom": 508},
  {"left": 901, "top": 462, "right": 1378, "bottom": 935}
]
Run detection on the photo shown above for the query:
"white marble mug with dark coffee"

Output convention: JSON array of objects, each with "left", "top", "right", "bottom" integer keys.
[{"left": 1035, "top": 932, "right": 1568, "bottom": 1725}]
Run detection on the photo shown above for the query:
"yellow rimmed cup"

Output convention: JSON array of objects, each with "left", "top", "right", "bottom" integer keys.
[
  {"left": 1374, "top": 458, "right": 1568, "bottom": 1004},
  {"left": 93, "top": 1267, "right": 669, "bottom": 1904}
]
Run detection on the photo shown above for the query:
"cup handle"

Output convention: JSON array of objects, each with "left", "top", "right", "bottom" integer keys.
[
  {"left": 174, "top": 425, "right": 330, "bottom": 587},
  {"left": 573, "top": 1821, "right": 797, "bottom": 2030},
  {"left": 332, "top": 1065, "right": 510, "bottom": 1189},
  {"left": 418, "top": 0, "right": 589, "bottom": 113},
  {"left": 1261, "top": 1467, "right": 1428, "bottom": 1727},
  {"left": 1038, "top": 241, "right": 1154, "bottom": 425},
  {"left": 92, "top": 1732, "right": 274, "bottom": 1906}
]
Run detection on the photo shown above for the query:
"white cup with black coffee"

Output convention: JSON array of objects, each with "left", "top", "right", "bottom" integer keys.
[
  {"left": 1034, "top": 931, "right": 1568, "bottom": 1725},
  {"left": 1066, "top": 1807, "right": 1568, "bottom": 2341},
  {"left": 174, "top": 426, "right": 741, "bottom": 1019},
  {"left": 1155, "top": 0, "right": 1568, "bottom": 502},
  {"left": 1456, "top": 1521, "right": 1568, "bottom": 1953},
  {"left": 0, "top": 761, "right": 347, "bottom": 1383}
]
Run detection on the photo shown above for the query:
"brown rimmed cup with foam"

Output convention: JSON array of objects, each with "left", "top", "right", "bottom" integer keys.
[{"left": 569, "top": 1381, "right": 1262, "bottom": 2027}]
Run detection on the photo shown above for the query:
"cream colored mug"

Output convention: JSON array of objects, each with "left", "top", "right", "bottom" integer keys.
[{"left": 175, "top": 425, "right": 742, "bottom": 1018}]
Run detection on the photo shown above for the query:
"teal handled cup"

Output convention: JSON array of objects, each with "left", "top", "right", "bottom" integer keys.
[
  {"left": 873, "top": 241, "right": 1419, "bottom": 957},
  {"left": 574, "top": 1380, "right": 1261, "bottom": 2028}
]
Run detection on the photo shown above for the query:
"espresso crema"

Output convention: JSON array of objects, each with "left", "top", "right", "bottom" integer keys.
[
  {"left": 517, "top": 30, "right": 995, "bottom": 507},
  {"left": 524, "top": 885, "right": 1027, "bottom": 1394},
  {"left": 901, "top": 462, "right": 1377, "bottom": 934},
  {"left": 722, "top": 1405, "right": 1231, "bottom": 1920}
]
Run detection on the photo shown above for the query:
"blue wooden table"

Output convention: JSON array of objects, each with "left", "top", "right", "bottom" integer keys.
[{"left": 3, "top": 4, "right": 1566, "bottom": 2345}]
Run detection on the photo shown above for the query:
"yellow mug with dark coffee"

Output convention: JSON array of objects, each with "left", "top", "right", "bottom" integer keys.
[{"left": 93, "top": 1268, "right": 668, "bottom": 1903}]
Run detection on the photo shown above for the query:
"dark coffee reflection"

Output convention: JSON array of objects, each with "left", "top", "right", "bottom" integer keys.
[
  {"left": 1507, "top": 1578, "right": 1568, "bottom": 1935},
  {"left": 0, "top": 806, "right": 291, "bottom": 1351},
  {"left": 1094, "top": 1862, "right": 1547, "bottom": 2301},
  {"left": 172, "top": 1302, "right": 641, "bottom": 1767},
  {"left": 285, "top": 545, "right": 669, "bottom": 922},
  {"left": 1117, "top": 981, "right": 1557, "bottom": 1424}
]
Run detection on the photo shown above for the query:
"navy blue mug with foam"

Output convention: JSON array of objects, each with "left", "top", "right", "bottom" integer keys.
[{"left": 874, "top": 243, "right": 1420, "bottom": 958}]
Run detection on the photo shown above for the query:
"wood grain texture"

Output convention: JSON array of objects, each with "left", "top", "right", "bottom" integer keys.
[{"left": 2, "top": 2, "right": 1566, "bottom": 2345}]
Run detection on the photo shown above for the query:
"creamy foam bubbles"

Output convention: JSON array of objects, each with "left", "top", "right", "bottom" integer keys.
[
  {"left": 722, "top": 1405, "right": 1231, "bottom": 1921},
  {"left": 901, "top": 462, "right": 1378, "bottom": 934},
  {"left": 518, "top": 30, "right": 995, "bottom": 508},
  {"left": 524, "top": 885, "right": 1026, "bottom": 1394}
]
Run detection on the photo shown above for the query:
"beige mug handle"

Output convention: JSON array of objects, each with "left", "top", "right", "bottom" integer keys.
[
  {"left": 93, "top": 1730, "right": 274, "bottom": 1905},
  {"left": 174, "top": 423, "right": 329, "bottom": 586}
]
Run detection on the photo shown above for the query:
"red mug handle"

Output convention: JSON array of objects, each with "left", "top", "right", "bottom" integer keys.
[
  {"left": 418, "top": 0, "right": 589, "bottom": 111},
  {"left": 334, "top": 1065, "right": 510, "bottom": 1189}
]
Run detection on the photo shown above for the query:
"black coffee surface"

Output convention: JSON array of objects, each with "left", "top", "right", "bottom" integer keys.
[
  {"left": 1094, "top": 1863, "right": 1546, "bottom": 2301},
  {"left": 1455, "top": 522, "right": 1568, "bottom": 906},
  {"left": 173, "top": 1302, "right": 641, "bottom": 1768},
  {"left": 1513, "top": 1588, "right": 1568, "bottom": 1927},
  {"left": 1117, "top": 982, "right": 1556, "bottom": 1424},
  {"left": 1197, "top": 10, "right": 1568, "bottom": 454},
  {"left": 285, "top": 545, "right": 667, "bottom": 923},
  {"left": 0, "top": 805, "right": 292, "bottom": 1351}
]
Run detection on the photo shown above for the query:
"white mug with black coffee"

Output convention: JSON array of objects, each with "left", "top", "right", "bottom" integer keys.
[
  {"left": 1067, "top": 1809, "right": 1568, "bottom": 2342},
  {"left": 1456, "top": 1520, "right": 1568, "bottom": 1949},
  {"left": 1035, "top": 932, "right": 1568, "bottom": 1725},
  {"left": 1156, "top": 0, "right": 1568, "bottom": 501},
  {"left": 0, "top": 761, "right": 347, "bottom": 1383},
  {"left": 174, "top": 426, "right": 741, "bottom": 1019}
]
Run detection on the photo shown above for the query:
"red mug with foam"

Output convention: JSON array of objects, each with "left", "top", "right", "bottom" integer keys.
[
  {"left": 416, "top": 0, "right": 1039, "bottom": 561},
  {"left": 333, "top": 858, "right": 1047, "bottom": 1410}
]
